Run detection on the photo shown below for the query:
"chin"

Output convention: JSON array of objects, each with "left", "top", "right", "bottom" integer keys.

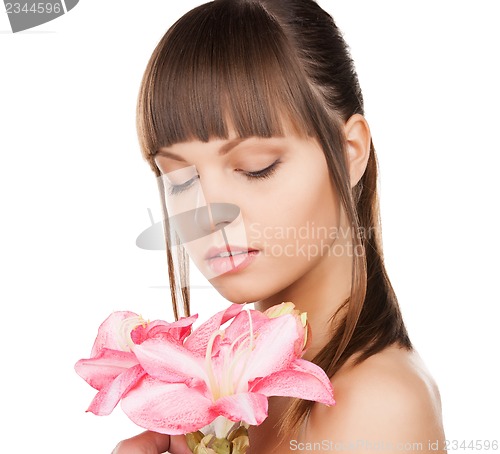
[{"left": 208, "top": 280, "right": 266, "bottom": 306}]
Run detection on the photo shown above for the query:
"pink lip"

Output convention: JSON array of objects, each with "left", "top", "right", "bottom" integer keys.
[
  {"left": 204, "top": 246, "right": 257, "bottom": 260},
  {"left": 205, "top": 246, "right": 259, "bottom": 276}
]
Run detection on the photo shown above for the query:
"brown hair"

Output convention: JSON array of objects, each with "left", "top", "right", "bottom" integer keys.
[{"left": 136, "top": 0, "right": 412, "bottom": 435}]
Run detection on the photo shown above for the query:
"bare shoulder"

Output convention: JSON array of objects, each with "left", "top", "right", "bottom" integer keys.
[{"left": 306, "top": 345, "right": 446, "bottom": 453}]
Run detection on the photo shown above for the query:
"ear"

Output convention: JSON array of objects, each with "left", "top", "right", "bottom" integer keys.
[{"left": 344, "top": 114, "right": 371, "bottom": 188}]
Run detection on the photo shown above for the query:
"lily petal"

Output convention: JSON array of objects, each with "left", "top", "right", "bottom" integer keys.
[
  {"left": 220, "top": 309, "right": 269, "bottom": 350},
  {"left": 145, "top": 314, "right": 198, "bottom": 343},
  {"left": 74, "top": 348, "right": 138, "bottom": 390},
  {"left": 90, "top": 311, "right": 138, "bottom": 356},
  {"left": 121, "top": 377, "right": 215, "bottom": 435},
  {"left": 87, "top": 364, "right": 146, "bottom": 415},
  {"left": 212, "top": 392, "right": 268, "bottom": 426},
  {"left": 243, "top": 314, "right": 303, "bottom": 382},
  {"left": 249, "top": 359, "right": 335, "bottom": 406},
  {"left": 184, "top": 304, "right": 243, "bottom": 356},
  {"left": 133, "top": 337, "right": 206, "bottom": 383},
  {"left": 291, "top": 358, "right": 336, "bottom": 403}
]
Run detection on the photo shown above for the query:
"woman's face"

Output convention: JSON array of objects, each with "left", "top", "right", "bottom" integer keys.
[{"left": 155, "top": 132, "right": 345, "bottom": 304}]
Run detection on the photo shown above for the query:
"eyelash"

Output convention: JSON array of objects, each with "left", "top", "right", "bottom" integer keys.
[
  {"left": 167, "top": 159, "right": 281, "bottom": 196},
  {"left": 167, "top": 175, "right": 200, "bottom": 196},
  {"left": 242, "top": 159, "right": 281, "bottom": 180}
]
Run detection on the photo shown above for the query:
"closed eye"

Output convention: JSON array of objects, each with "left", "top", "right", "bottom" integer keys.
[
  {"left": 241, "top": 159, "right": 281, "bottom": 180},
  {"left": 167, "top": 175, "right": 200, "bottom": 196},
  {"left": 167, "top": 159, "right": 281, "bottom": 196}
]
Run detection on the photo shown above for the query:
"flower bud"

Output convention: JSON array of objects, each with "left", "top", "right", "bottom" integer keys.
[{"left": 264, "top": 302, "right": 310, "bottom": 351}]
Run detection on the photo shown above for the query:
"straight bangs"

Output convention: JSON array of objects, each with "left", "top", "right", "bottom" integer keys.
[{"left": 137, "top": 0, "right": 328, "bottom": 168}]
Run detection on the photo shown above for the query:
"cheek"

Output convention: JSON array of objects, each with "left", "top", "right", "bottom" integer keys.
[
  {"left": 247, "top": 164, "right": 340, "bottom": 250},
  {"left": 301, "top": 173, "right": 337, "bottom": 222},
  {"left": 255, "top": 167, "right": 338, "bottom": 237}
]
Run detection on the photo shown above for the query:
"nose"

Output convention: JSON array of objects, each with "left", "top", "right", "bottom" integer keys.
[
  {"left": 167, "top": 165, "right": 241, "bottom": 245},
  {"left": 192, "top": 171, "right": 240, "bottom": 235},
  {"left": 169, "top": 203, "right": 241, "bottom": 244},
  {"left": 194, "top": 203, "right": 240, "bottom": 233}
]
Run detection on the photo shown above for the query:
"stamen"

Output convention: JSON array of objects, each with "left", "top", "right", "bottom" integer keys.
[
  {"left": 205, "top": 310, "right": 258, "bottom": 400},
  {"left": 205, "top": 329, "right": 224, "bottom": 401},
  {"left": 226, "top": 310, "right": 255, "bottom": 394}
]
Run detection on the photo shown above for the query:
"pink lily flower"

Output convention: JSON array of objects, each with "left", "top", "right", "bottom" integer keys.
[
  {"left": 74, "top": 310, "right": 198, "bottom": 415},
  {"left": 117, "top": 304, "right": 335, "bottom": 436}
]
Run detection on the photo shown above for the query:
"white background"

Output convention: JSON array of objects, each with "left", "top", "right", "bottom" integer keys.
[{"left": 1, "top": 1, "right": 499, "bottom": 452}]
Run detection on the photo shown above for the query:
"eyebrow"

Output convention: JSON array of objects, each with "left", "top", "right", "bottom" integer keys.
[{"left": 156, "top": 138, "right": 249, "bottom": 161}]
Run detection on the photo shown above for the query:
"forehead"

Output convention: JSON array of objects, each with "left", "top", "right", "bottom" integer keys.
[
  {"left": 154, "top": 114, "right": 308, "bottom": 157},
  {"left": 154, "top": 134, "right": 323, "bottom": 170},
  {"left": 156, "top": 132, "right": 312, "bottom": 158}
]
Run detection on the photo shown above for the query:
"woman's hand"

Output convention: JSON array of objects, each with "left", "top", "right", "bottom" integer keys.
[{"left": 112, "top": 431, "right": 192, "bottom": 454}]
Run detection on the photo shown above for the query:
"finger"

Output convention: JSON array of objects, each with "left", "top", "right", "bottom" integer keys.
[
  {"left": 112, "top": 431, "right": 170, "bottom": 454},
  {"left": 149, "top": 431, "right": 171, "bottom": 453},
  {"left": 169, "top": 434, "right": 193, "bottom": 454}
]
